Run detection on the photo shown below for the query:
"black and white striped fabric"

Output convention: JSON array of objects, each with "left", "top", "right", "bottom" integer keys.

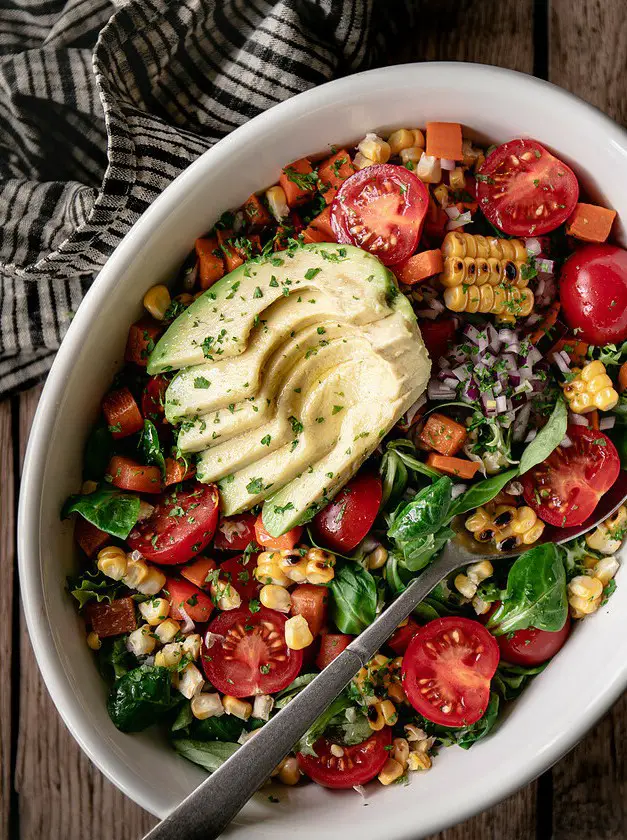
[{"left": 0, "top": 0, "right": 413, "bottom": 397}]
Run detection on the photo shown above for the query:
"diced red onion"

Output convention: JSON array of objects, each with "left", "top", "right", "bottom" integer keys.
[
  {"left": 527, "top": 346, "right": 542, "bottom": 366},
  {"left": 461, "top": 378, "right": 479, "bottom": 402},
  {"left": 493, "top": 381, "right": 503, "bottom": 396},
  {"left": 438, "top": 357, "right": 451, "bottom": 369},
  {"left": 525, "top": 313, "right": 541, "bottom": 326},
  {"left": 495, "top": 395, "right": 508, "bottom": 413},
  {"left": 482, "top": 352, "right": 497, "bottom": 368},
  {"left": 513, "top": 402, "right": 532, "bottom": 441},
  {"left": 498, "top": 329, "right": 517, "bottom": 345},
  {"left": 428, "top": 382, "right": 457, "bottom": 400},
  {"left": 445, "top": 206, "right": 461, "bottom": 219},
  {"left": 430, "top": 298, "right": 445, "bottom": 313},
  {"left": 560, "top": 435, "right": 573, "bottom": 448},
  {"left": 600, "top": 416, "right": 616, "bottom": 430},
  {"left": 536, "top": 258, "right": 554, "bottom": 274},
  {"left": 451, "top": 483, "right": 467, "bottom": 499},
  {"left": 446, "top": 211, "right": 472, "bottom": 231},
  {"left": 204, "top": 631, "right": 226, "bottom": 649},
  {"left": 551, "top": 351, "right": 571, "bottom": 375},
  {"left": 524, "top": 429, "right": 537, "bottom": 443},
  {"left": 569, "top": 412, "right": 589, "bottom": 426},
  {"left": 416, "top": 309, "right": 438, "bottom": 320},
  {"left": 405, "top": 394, "right": 427, "bottom": 426},
  {"left": 452, "top": 364, "right": 471, "bottom": 381},
  {"left": 500, "top": 411, "right": 515, "bottom": 428},
  {"left": 441, "top": 158, "right": 456, "bottom": 171},
  {"left": 177, "top": 606, "right": 195, "bottom": 634},
  {"left": 463, "top": 323, "right": 481, "bottom": 343},
  {"left": 525, "top": 237, "right": 542, "bottom": 257}
]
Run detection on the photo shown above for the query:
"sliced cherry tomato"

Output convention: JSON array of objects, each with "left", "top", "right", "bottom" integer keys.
[
  {"left": 417, "top": 318, "right": 457, "bottom": 364},
  {"left": 387, "top": 618, "right": 420, "bottom": 655},
  {"left": 166, "top": 577, "right": 214, "bottom": 623},
  {"left": 218, "top": 553, "right": 261, "bottom": 602},
  {"left": 254, "top": 515, "right": 302, "bottom": 551},
  {"left": 214, "top": 513, "right": 257, "bottom": 551},
  {"left": 290, "top": 584, "right": 328, "bottom": 637},
  {"left": 164, "top": 457, "right": 195, "bottom": 486},
  {"left": 298, "top": 729, "right": 391, "bottom": 789},
  {"left": 330, "top": 164, "right": 429, "bottom": 265},
  {"left": 141, "top": 375, "right": 169, "bottom": 425},
  {"left": 559, "top": 244, "right": 627, "bottom": 345},
  {"left": 127, "top": 483, "right": 219, "bottom": 564},
  {"left": 180, "top": 556, "right": 217, "bottom": 591},
  {"left": 108, "top": 455, "right": 162, "bottom": 494},
  {"left": 312, "top": 472, "right": 382, "bottom": 552},
  {"left": 476, "top": 139, "right": 579, "bottom": 236},
  {"left": 402, "top": 616, "right": 500, "bottom": 727},
  {"left": 201, "top": 607, "right": 303, "bottom": 697},
  {"left": 316, "top": 633, "right": 353, "bottom": 670},
  {"left": 521, "top": 426, "right": 619, "bottom": 527},
  {"left": 102, "top": 387, "right": 143, "bottom": 439},
  {"left": 497, "top": 618, "right": 571, "bottom": 666}
]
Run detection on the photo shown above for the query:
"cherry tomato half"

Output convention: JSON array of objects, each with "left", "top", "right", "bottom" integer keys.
[
  {"left": 254, "top": 515, "right": 302, "bottom": 551},
  {"left": 290, "top": 584, "right": 328, "bottom": 637},
  {"left": 166, "top": 576, "right": 214, "bottom": 623},
  {"left": 402, "top": 617, "right": 500, "bottom": 727},
  {"left": 387, "top": 618, "right": 420, "bottom": 655},
  {"left": 312, "top": 472, "right": 382, "bottom": 553},
  {"left": 127, "top": 483, "right": 219, "bottom": 564},
  {"left": 218, "top": 553, "right": 261, "bottom": 602},
  {"left": 522, "top": 426, "right": 619, "bottom": 527},
  {"left": 559, "top": 244, "right": 627, "bottom": 345},
  {"left": 418, "top": 317, "right": 457, "bottom": 363},
  {"left": 476, "top": 139, "right": 579, "bottom": 236},
  {"left": 330, "top": 164, "right": 429, "bottom": 265},
  {"left": 316, "top": 633, "right": 353, "bottom": 670},
  {"left": 141, "top": 375, "right": 169, "bottom": 426},
  {"left": 497, "top": 618, "right": 571, "bottom": 666},
  {"left": 213, "top": 513, "right": 257, "bottom": 551},
  {"left": 201, "top": 607, "right": 303, "bottom": 697},
  {"left": 298, "top": 728, "right": 391, "bottom": 789}
]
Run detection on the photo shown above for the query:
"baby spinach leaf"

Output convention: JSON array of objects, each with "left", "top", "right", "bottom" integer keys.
[
  {"left": 487, "top": 543, "right": 568, "bottom": 635},
  {"left": 83, "top": 419, "right": 114, "bottom": 481},
  {"left": 171, "top": 701, "right": 194, "bottom": 733},
  {"left": 449, "top": 468, "right": 519, "bottom": 517},
  {"left": 384, "top": 553, "right": 411, "bottom": 595},
  {"left": 140, "top": 419, "right": 166, "bottom": 476},
  {"left": 107, "top": 665, "right": 180, "bottom": 732},
  {"left": 493, "top": 662, "right": 547, "bottom": 701},
  {"left": 274, "top": 673, "right": 318, "bottom": 708},
  {"left": 387, "top": 477, "right": 453, "bottom": 542},
  {"left": 325, "top": 711, "right": 372, "bottom": 747},
  {"left": 397, "top": 526, "right": 455, "bottom": 572},
  {"left": 386, "top": 439, "right": 441, "bottom": 480},
  {"left": 190, "top": 714, "right": 246, "bottom": 743},
  {"left": 172, "top": 739, "right": 239, "bottom": 772},
  {"left": 67, "top": 568, "right": 126, "bottom": 609},
  {"left": 421, "top": 692, "right": 500, "bottom": 750},
  {"left": 98, "top": 636, "right": 137, "bottom": 682},
  {"left": 62, "top": 484, "right": 140, "bottom": 539},
  {"left": 379, "top": 448, "right": 409, "bottom": 511},
  {"left": 329, "top": 563, "right": 377, "bottom": 634},
  {"left": 518, "top": 396, "right": 567, "bottom": 476},
  {"left": 296, "top": 690, "right": 352, "bottom": 757}
]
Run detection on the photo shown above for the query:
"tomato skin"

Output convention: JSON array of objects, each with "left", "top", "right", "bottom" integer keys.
[
  {"left": 290, "top": 584, "right": 329, "bottom": 637},
  {"left": 108, "top": 455, "right": 162, "bottom": 494},
  {"left": 330, "top": 164, "right": 429, "bottom": 265},
  {"left": 559, "top": 244, "right": 627, "bottom": 345},
  {"left": 127, "top": 483, "right": 220, "bottom": 565},
  {"left": 522, "top": 426, "right": 620, "bottom": 527},
  {"left": 201, "top": 607, "right": 303, "bottom": 697},
  {"left": 166, "top": 577, "right": 214, "bottom": 623},
  {"left": 213, "top": 513, "right": 257, "bottom": 551},
  {"left": 254, "top": 515, "right": 302, "bottom": 550},
  {"left": 387, "top": 618, "right": 420, "bottom": 655},
  {"left": 476, "top": 139, "right": 578, "bottom": 236},
  {"left": 180, "top": 556, "right": 217, "bottom": 591},
  {"left": 141, "top": 375, "right": 169, "bottom": 426},
  {"left": 402, "top": 617, "right": 500, "bottom": 727},
  {"left": 312, "top": 472, "right": 382, "bottom": 553},
  {"left": 418, "top": 318, "right": 457, "bottom": 363},
  {"left": 316, "top": 634, "right": 353, "bottom": 669},
  {"left": 298, "top": 729, "right": 391, "bottom": 789},
  {"left": 497, "top": 618, "right": 571, "bottom": 666},
  {"left": 218, "top": 553, "right": 261, "bottom": 602}
]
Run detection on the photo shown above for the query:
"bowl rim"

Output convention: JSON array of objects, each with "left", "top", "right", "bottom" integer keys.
[{"left": 18, "top": 60, "right": 627, "bottom": 832}]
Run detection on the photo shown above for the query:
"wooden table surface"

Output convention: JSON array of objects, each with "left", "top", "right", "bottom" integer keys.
[{"left": 2, "top": 2, "right": 627, "bottom": 838}]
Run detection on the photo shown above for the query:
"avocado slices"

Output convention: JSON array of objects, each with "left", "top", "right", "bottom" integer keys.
[{"left": 149, "top": 243, "right": 430, "bottom": 536}]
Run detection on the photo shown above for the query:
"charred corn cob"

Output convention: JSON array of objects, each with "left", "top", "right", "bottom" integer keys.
[
  {"left": 464, "top": 503, "right": 544, "bottom": 552},
  {"left": 562, "top": 360, "right": 619, "bottom": 414}
]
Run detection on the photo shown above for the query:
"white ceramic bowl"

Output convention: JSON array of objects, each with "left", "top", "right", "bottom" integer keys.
[{"left": 19, "top": 63, "right": 627, "bottom": 839}]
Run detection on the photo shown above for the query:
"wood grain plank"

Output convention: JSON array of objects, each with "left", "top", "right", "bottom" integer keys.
[
  {"left": 550, "top": 0, "right": 627, "bottom": 126},
  {"left": 0, "top": 399, "right": 15, "bottom": 840},
  {"left": 14, "top": 386, "right": 156, "bottom": 840}
]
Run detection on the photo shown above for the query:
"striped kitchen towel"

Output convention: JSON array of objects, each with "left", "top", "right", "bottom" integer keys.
[{"left": 0, "top": 0, "right": 413, "bottom": 397}]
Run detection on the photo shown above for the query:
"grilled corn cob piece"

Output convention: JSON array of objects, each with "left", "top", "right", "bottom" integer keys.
[{"left": 562, "top": 360, "right": 619, "bottom": 414}]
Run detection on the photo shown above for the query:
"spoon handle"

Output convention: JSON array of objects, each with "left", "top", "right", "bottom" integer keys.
[{"left": 143, "top": 552, "right": 456, "bottom": 840}]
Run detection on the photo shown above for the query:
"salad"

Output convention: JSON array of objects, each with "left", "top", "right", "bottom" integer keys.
[{"left": 63, "top": 122, "right": 627, "bottom": 793}]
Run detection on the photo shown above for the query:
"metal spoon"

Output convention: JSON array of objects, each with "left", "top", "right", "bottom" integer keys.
[{"left": 143, "top": 471, "right": 627, "bottom": 840}]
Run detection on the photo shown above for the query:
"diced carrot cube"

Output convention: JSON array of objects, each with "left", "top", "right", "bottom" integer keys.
[
  {"left": 125, "top": 318, "right": 161, "bottom": 367},
  {"left": 195, "top": 237, "right": 225, "bottom": 290},
  {"left": 242, "top": 193, "right": 272, "bottom": 229},
  {"left": 301, "top": 227, "right": 328, "bottom": 244},
  {"left": 302, "top": 205, "right": 335, "bottom": 244},
  {"left": 550, "top": 337, "right": 589, "bottom": 367},
  {"left": 529, "top": 300, "right": 560, "bottom": 345},
  {"left": 619, "top": 362, "right": 627, "bottom": 393},
  {"left": 216, "top": 229, "right": 244, "bottom": 273},
  {"left": 317, "top": 150, "right": 355, "bottom": 204},
  {"left": 394, "top": 250, "right": 443, "bottom": 286},
  {"left": 426, "top": 453, "right": 479, "bottom": 480},
  {"left": 181, "top": 556, "right": 217, "bottom": 591},
  {"left": 164, "top": 456, "right": 195, "bottom": 486},
  {"left": 279, "top": 158, "right": 317, "bottom": 207},
  {"left": 102, "top": 387, "right": 143, "bottom": 439},
  {"left": 419, "top": 413, "right": 467, "bottom": 456},
  {"left": 426, "top": 122, "right": 463, "bottom": 161},
  {"left": 566, "top": 203, "right": 616, "bottom": 243},
  {"left": 86, "top": 597, "right": 137, "bottom": 637}
]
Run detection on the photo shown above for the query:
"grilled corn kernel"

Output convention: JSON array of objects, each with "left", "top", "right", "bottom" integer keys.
[
  {"left": 127, "top": 625, "right": 156, "bottom": 657},
  {"left": 252, "top": 694, "right": 275, "bottom": 721},
  {"left": 182, "top": 633, "right": 202, "bottom": 660},
  {"left": 87, "top": 631, "right": 101, "bottom": 651},
  {"left": 467, "top": 560, "right": 494, "bottom": 584},
  {"left": 387, "top": 682, "right": 407, "bottom": 704},
  {"left": 81, "top": 480, "right": 98, "bottom": 494},
  {"left": 510, "top": 506, "right": 537, "bottom": 534},
  {"left": 378, "top": 758, "right": 404, "bottom": 785},
  {"left": 400, "top": 146, "right": 424, "bottom": 166},
  {"left": 387, "top": 128, "right": 415, "bottom": 156},
  {"left": 278, "top": 551, "right": 309, "bottom": 584},
  {"left": 411, "top": 129, "right": 426, "bottom": 148},
  {"left": 472, "top": 594, "right": 491, "bottom": 615},
  {"left": 585, "top": 524, "right": 622, "bottom": 555},
  {"left": 285, "top": 614, "right": 313, "bottom": 650},
  {"left": 260, "top": 584, "right": 292, "bottom": 613},
  {"left": 305, "top": 547, "right": 336, "bottom": 584},
  {"left": 210, "top": 579, "right": 242, "bottom": 611},
  {"left": 443, "top": 284, "right": 467, "bottom": 312},
  {"left": 392, "top": 737, "right": 410, "bottom": 769},
  {"left": 178, "top": 663, "right": 204, "bottom": 699},
  {"left": 97, "top": 546, "right": 127, "bottom": 581},
  {"left": 143, "top": 284, "right": 171, "bottom": 321},
  {"left": 367, "top": 701, "right": 387, "bottom": 731},
  {"left": 433, "top": 183, "right": 450, "bottom": 208},
  {"left": 415, "top": 153, "right": 442, "bottom": 184},
  {"left": 381, "top": 699, "right": 397, "bottom": 725},
  {"left": 454, "top": 573, "right": 477, "bottom": 600},
  {"left": 357, "top": 133, "right": 391, "bottom": 164},
  {"left": 155, "top": 642, "right": 183, "bottom": 668},
  {"left": 407, "top": 751, "right": 432, "bottom": 771},
  {"left": 568, "top": 575, "right": 603, "bottom": 617},
  {"left": 266, "top": 185, "right": 289, "bottom": 222},
  {"left": 278, "top": 756, "right": 301, "bottom": 785},
  {"left": 122, "top": 556, "right": 148, "bottom": 589},
  {"left": 136, "top": 566, "right": 167, "bottom": 596},
  {"left": 604, "top": 505, "right": 627, "bottom": 538},
  {"left": 449, "top": 167, "right": 465, "bottom": 191},
  {"left": 465, "top": 507, "right": 492, "bottom": 534},
  {"left": 254, "top": 551, "right": 292, "bottom": 587},
  {"left": 591, "top": 556, "right": 620, "bottom": 587},
  {"left": 404, "top": 724, "right": 427, "bottom": 743},
  {"left": 223, "top": 695, "right": 252, "bottom": 720},
  {"left": 522, "top": 520, "right": 545, "bottom": 545},
  {"left": 191, "top": 692, "right": 224, "bottom": 720},
  {"left": 366, "top": 545, "right": 388, "bottom": 570},
  {"left": 138, "top": 597, "right": 170, "bottom": 626},
  {"left": 563, "top": 361, "right": 618, "bottom": 414},
  {"left": 154, "top": 618, "right": 181, "bottom": 644},
  {"left": 462, "top": 139, "right": 482, "bottom": 166},
  {"left": 353, "top": 152, "right": 375, "bottom": 170}
]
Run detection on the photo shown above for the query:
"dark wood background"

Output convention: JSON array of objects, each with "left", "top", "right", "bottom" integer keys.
[{"left": 2, "top": 1, "right": 626, "bottom": 837}]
